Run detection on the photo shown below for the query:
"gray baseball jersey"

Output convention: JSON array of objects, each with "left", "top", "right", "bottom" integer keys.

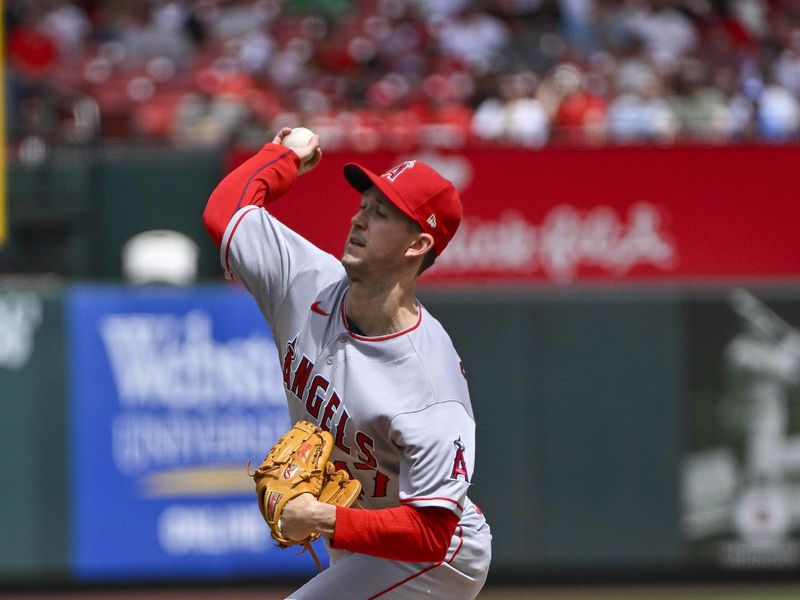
[{"left": 220, "top": 204, "right": 491, "bottom": 594}]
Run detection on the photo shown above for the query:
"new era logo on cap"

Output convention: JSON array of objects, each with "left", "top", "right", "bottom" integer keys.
[{"left": 343, "top": 160, "right": 462, "bottom": 254}]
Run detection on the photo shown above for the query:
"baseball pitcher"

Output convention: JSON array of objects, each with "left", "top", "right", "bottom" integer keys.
[{"left": 203, "top": 128, "right": 491, "bottom": 599}]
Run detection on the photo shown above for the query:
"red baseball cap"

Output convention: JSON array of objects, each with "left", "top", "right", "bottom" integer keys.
[{"left": 343, "top": 160, "right": 462, "bottom": 254}]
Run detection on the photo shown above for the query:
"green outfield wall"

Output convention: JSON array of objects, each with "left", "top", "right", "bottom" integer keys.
[
  {"left": 2, "top": 148, "right": 224, "bottom": 278},
  {"left": 2, "top": 281, "right": 799, "bottom": 584},
  {"left": 0, "top": 281, "right": 68, "bottom": 581},
  {"left": 423, "top": 292, "right": 685, "bottom": 570}
]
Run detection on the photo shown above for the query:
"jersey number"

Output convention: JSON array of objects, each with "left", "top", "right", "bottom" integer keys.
[{"left": 333, "top": 460, "right": 389, "bottom": 498}]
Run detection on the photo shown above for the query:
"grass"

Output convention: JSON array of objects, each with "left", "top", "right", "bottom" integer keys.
[
  {"left": 478, "top": 585, "right": 800, "bottom": 600},
  {"left": 2, "top": 583, "right": 799, "bottom": 599}
]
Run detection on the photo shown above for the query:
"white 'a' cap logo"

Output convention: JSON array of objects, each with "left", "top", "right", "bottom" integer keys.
[
  {"left": 383, "top": 160, "right": 416, "bottom": 182},
  {"left": 427, "top": 214, "right": 437, "bottom": 228}
]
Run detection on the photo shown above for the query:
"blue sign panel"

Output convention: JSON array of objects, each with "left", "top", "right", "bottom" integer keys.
[{"left": 68, "top": 285, "right": 322, "bottom": 581}]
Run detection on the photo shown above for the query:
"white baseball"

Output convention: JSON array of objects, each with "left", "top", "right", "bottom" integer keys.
[{"left": 282, "top": 127, "right": 315, "bottom": 150}]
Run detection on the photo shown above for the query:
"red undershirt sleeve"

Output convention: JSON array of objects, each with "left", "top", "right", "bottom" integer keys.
[
  {"left": 203, "top": 142, "right": 301, "bottom": 247},
  {"left": 331, "top": 504, "right": 459, "bottom": 562}
]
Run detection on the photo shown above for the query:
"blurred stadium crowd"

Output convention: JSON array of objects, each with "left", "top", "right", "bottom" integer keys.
[{"left": 8, "top": 0, "right": 800, "bottom": 158}]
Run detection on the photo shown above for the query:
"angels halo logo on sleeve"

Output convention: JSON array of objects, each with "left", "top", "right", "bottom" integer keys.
[{"left": 450, "top": 436, "right": 470, "bottom": 482}]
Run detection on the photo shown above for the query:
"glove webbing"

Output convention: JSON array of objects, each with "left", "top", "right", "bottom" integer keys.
[{"left": 255, "top": 463, "right": 324, "bottom": 484}]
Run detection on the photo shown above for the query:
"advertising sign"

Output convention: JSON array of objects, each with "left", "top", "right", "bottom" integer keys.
[
  {"left": 683, "top": 289, "right": 800, "bottom": 568},
  {"left": 68, "top": 285, "right": 318, "bottom": 580},
  {"left": 230, "top": 145, "right": 800, "bottom": 285}
]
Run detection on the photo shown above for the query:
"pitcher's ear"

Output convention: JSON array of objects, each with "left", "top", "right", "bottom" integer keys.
[{"left": 406, "top": 232, "right": 434, "bottom": 259}]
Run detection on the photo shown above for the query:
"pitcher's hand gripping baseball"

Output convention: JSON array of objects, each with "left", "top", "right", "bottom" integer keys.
[
  {"left": 273, "top": 127, "right": 322, "bottom": 175},
  {"left": 251, "top": 421, "right": 361, "bottom": 569}
]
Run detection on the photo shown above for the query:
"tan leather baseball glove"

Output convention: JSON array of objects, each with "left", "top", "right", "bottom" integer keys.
[{"left": 251, "top": 420, "right": 361, "bottom": 568}]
